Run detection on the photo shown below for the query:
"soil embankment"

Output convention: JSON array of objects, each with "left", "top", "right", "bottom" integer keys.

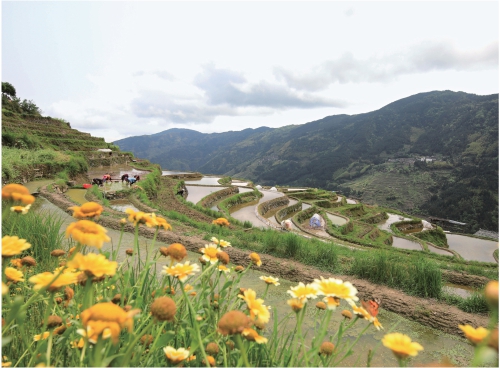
[{"left": 39, "top": 185, "right": 490, "bottom": 337}]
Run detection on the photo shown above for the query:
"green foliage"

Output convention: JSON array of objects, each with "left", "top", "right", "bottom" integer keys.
[
  {"left": 350, "top": 252, "right": 442, "bottom": 298},
  {"left": 2, "top": 81, "right": 16, "bottom": 97}
]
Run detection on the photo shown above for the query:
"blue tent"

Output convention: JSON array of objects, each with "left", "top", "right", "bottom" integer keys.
[{"left": 309, "top": 214, "right": 322, "bottom": 228}]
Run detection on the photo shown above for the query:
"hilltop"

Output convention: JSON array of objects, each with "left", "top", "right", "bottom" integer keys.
[{"left": 115, "top": 91, "right": 499, "bottom": 232}]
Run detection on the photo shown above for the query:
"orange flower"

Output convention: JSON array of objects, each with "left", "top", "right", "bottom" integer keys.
[
  {"left": 66, "top": 253, "right": 117, "bottom": 278},
  {"left": 5, "top": 267, "right": 24, "bottom": 283},
  {"left": 10, "top": 204, "right": 31, "bottom": 214},
  {"left": 217, "top": 310, "right": 251, "bottom": 335},
  {"left": 10, "top": 258, "right": 23, "bottom": 268},
  {"left": 350, "top": 303, "right": 373, "bottom": 321},
  {"left": 249, "top": 252, "right": 262, "bottom": 267},
  {"left": 287, "top": 298, "right": 305, "bottom": 312},
  {"left": 68, "top": 202, "right": 103, "bottom": 220},
  {"left": 238, "top": 289, "right": 270, "bottom": 325},
  {"left": 163, "top": 243, "right": 187, "bottom": 262},
  {"left": 2, "top": 184, "right": 35, "bottom": 204},
  {"left": 373, "top": 317, "right": 384, "bottom": 330},
  {"left": 212, "top": 218, "right": 230, "bottom": 227},
  {"left": 216, "top": 251, "right": 230, "bottom": 265},
  {"left": 458, "top": 325, "right": 490, "bottom": 345},
  {"left": 65, "top": 220, "right": 110, "bottom": 249},
  {"left": 341, "top": 310, "right": 353, "bottom": 319},
  {"left": 201, "top": 244, "right": 220, "bottom": 264},
  {"left": 150, "top": 213, "right": 172, "bottom": 230},
  {"left": 382, "top": 333, "right": 423, "bottom": 359},
  {"left": 323, "top": 296, "right": 341, "bottom": 310},
  {"left": 162, "top": 261, "right": 200, "bottom": 282},
  {"left": 242, "top": 328, "right": 268, "bottom": 344},
  {"left": 316, "top": 301, "right": 327, "bottom": 310},
  {"left": 319, "top": 341, "right": 335, "bottom": 355},
  {"left": 2, "top": 236, "right": 31, "bottom": 257},
  {"left": 81, "top": 302, "right": 140, "bottom": 344},
  {"left": 484, "top": 280, "right": 498, "bottom": 308},
  {"left": 150, "top": 297, "right": 177, "bottom": 322}
]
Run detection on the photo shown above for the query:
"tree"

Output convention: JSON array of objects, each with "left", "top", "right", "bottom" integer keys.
[
  {"left": 2, "top": 82, "right": 16, "bottom": 98},
  {"left": 20, "top": 99, "right": 41, "bottom": 115}
]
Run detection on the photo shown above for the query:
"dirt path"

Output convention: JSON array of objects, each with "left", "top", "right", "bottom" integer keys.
[{"left": 39, "top": 186, "right": 491, "bottom": 337}]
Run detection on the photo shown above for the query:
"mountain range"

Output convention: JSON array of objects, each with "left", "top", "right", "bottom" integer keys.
[{"left": 115, "top": 91, "right": 499, "bottom": 232}]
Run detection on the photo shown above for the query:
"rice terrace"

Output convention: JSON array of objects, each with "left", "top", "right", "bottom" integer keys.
[{"left": 1, "top": 2, "right": 499, "bottom": 366}]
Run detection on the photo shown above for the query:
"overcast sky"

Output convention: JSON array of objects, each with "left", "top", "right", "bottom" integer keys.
[{"left": 3, "top": 1, "right": 498, "bottom": 142}]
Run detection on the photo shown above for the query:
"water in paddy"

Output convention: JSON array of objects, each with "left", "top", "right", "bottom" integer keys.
[
  {"left": 326, "top": 212, "right": 348, "bottom": 226},
  {"left": 185, "top": 186, "right": 222, "bottom": 204},
  {"left": 162, "top": 170, "right": 191, "bottom": 175},
  {"left": 108, "top": 199, "right": 140, "bottom": 213},
  {"left": 29, "top": 195, "right": 485, "bottom": 366},
  {"left": 23, "top": 179, "right": 55, "bottom": 193},
  {"left": 346, "top": 198, "right": 357, "bottom": 204},
  {"left": 87, "top": 165, "right": 148, "bottom": 181},
  {"left": 445, "top": 234, "right": 498, "bottom": 263},
  {"left": 377, "top": 213, "right": 412, "bottom": 233},
  {"left": 230, "top": 189, "right": 285, "bottom": 228},
  {"left": 392, "top": 237, "right": 422, "bottom": 251},
  {"left": 443, "top": 283, "right": 474, "bottom": 298},
  {"left": 66, "top": 189, "right": 88, "bottom": 205},
  {"left": 184, "top": 177, "right": 222, "bottom": 185}
]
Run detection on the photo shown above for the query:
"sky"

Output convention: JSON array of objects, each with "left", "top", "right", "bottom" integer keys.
[{"left": 2, "top": 1, "right": 498, "bottom": 143}]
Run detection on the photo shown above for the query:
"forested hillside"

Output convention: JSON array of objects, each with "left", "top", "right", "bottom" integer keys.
[{"left": 115, "top": 91, "right": 499, "bottom": 232}]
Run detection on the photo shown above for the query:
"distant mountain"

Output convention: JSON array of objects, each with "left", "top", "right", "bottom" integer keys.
[{"left": 115, "top": 91, "right": 498, "bottom": 231}]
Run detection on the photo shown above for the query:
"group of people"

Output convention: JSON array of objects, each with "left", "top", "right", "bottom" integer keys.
[
  {"left": 120, "top": 173, "right": 140, "bottom": 185},
  {"left": 92, "top": 173, "right": 141, "bottom": 187}
]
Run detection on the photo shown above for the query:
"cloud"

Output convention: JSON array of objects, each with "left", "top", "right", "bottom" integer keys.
[
  {"left": 130, "top": 64, "right": 346, "bottom": 124},
  {"left": 193, "top": 63, "right": 345, "bottom": 109},
  {"left": 274, "top": 40, "right": 499, "bottom": 91},
  {"left": 133, "top": 70, "right": 175, "bottom": 81}
]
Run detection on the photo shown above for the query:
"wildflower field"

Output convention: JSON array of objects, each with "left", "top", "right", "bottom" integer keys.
[{"left": 2, "top": 183, "right": 498, "bottom": 367}]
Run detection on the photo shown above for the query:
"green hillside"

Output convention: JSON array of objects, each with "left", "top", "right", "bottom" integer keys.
[{"left": 115, "top": 91, "right": 499, "bottom": 232}]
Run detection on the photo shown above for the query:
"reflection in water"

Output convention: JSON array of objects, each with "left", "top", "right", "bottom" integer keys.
[
  {"left": 32, "top": 196, "right": 478, "bottom": 367},
  {"left": 443, "top": 283, "right": 474, "bottom": 298},
  {"left": 446, "top": 234, "right": 498, "bottom": 263},
  {"left": 326, "top": 212, "right": 348, "bottom": 226},
  {"left": 185, "top": 177, "right": 222, "bottom": 185},
  {"left": 66, "top": 189, "right": 88, "bottom": 205},
  {"left": 231, "top": 190, "right": 285, "bottom": 228},
  {"left": 109, "top": 199, "right": 140, "bottom": 213},
  {"left": 162, "top": 170, "right": 190, "bottom": 175},
  {"left": 392, "top": 237, "right": 422, "bottom": 250},
  {"left": 186, "top": 186, "right": 224, "bottom": 205}
]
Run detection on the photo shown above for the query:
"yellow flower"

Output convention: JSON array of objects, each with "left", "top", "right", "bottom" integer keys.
[
  {"left": 260, "top": 276, "right": 280, "bottom": 286},
  {"left": 76, "top": 325, "right": 112, "bottom": 344},
  {"left": 218, "top": 265, "right": 230, "bottom": 273},
  {"left": 238, "top": 288, "right": 270, "bottom": 325},
  {"left": 373, "top": 317, "right": 383, "bottom": 330},
  {"left": 5, "top": 267, "right": 24, "bottom": 283},
  {"left": 2, "top": 184, "right": 35, "bottom": 204},
  {"left": 66, "top": 253, "right": 117, "bottom": 278},
  {"left": 81, "top": 302, "right": 140, "bottom": 344},
  {"left": 163, "top": 346, "right": 190, "bottom": 364},
  {"left": 2, "top": 236, "right": 31, "bottom": 257},
  {"left": 382, "top": 333, "right": 423, "bottom": 359},
  {"left": 458, "top": 325, "right": 490, "bottom": 345},
  {"left": 162, "top": 261, "right": 200, "bottom": 282},
  {"left": 10, "top": 258, "right": 23, "bottom": 268},
  {"left": 2, "top": 283, "right": 8, "bottom": 295},
  {"left": 242, "top": 328, "right": 268, "bottom": 344},
  {"left": 219, "top": 239, "right": 231, "bottom": 248},
  {"left": 210, "top": 237, "right": 219, "bottom": 244},
  {"left": 249, "top": 252, "right": 262, "bottom": 267},
  {"left": 65, "top": 220, "right": 110, "bottom": 249},
  {"left": 150, "top": 213, "right": 172, "bottom": 230},
  {"left": 312, "top": 277, "right": 359, "bottom": 304},
  {"left": 10, "top": 204, "right": 31, "bottom": 214},
  {"left": 29, "top": 271, "right": 78, "bottom": 292},
  {"left": 323, "top": 296, "right": 341, "bottom": 310},
  {"left": 124, "top": 209, "right": 157, "bottom": 227},
  {"left": 201, "top": 244, "right": 220, "bottom": 264},
  {"left": 287, "top": 298, "right": 305, "bottom": 312},
  {"left": 34, "top": 332, "right": 51, "bottom": 341},
  {"left": 350, "top": 303, "right": 373, "bottom": 321},
  {"left": 287, "top": 282, "right": 318, "bottom": 301},
  {"left": 212, "top": 218, "right": 230, "bottom": 227},
  {"left": 68, "top": 202, "right": 103, "bottom": 220}
]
